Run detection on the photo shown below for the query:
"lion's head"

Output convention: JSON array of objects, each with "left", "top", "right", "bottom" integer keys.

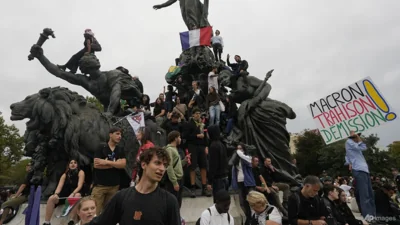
[
  {"left": 10, "top": 87, "right": 87, "bottom": 132},
  {"left": 10, "top": 93, "right": 40, "bottom": 121}
]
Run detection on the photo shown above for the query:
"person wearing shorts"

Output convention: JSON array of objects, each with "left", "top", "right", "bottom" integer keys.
[{"left": 183, "top": 108, "right": 211, "bottom": 198}]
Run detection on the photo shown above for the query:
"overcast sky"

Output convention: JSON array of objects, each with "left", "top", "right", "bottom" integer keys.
[{"left": 1, "top": 0, "right": 399, "bottom": 147}]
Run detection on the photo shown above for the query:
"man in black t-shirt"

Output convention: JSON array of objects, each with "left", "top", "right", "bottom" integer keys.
[
  {"left": 288, "top": 176, "right": 328, "bottom": 225},
  {"left": 92, "top": 127, "right": 126, "bottom": 215},
  {"left": 88, "top": 147, "right": 181, "bottom": 225}
]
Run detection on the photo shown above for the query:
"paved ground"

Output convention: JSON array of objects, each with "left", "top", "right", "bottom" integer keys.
[{"left": 6, "top": 193, "right": 364, "bottom": 225}]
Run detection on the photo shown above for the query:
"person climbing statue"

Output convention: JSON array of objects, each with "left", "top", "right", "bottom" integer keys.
[
  {"left": 58, "top": 29, "right": 102, "bottom": 74},
  {"left": 227, "top": 54, "right": 249, "bottom": 86},
  {"left": 211, "top": 30, "right": 224, "bottom": 62}
]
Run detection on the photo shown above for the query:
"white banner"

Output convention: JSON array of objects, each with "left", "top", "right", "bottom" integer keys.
[
  {"left": 307, "top": 76, "right": 397, "bottom": 144},
  {"left": 126, "top": 112, "right": 145, "bottom": 134}
]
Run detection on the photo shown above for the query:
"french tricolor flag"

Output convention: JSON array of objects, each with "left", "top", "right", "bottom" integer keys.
[{"left": 179, "top": 26, "right": 212, "bottom": 50}]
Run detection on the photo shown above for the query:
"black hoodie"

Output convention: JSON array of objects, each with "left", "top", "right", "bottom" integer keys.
[{"left": 207, "top": 125, "right": 229, "bottom": 185}]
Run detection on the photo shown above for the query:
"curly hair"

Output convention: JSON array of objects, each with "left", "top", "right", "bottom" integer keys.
[
  {"left": 79, "top": 53, "right": 101, "bottom": 72},
  {"left": 137, "top": 147, "right": 171, "bottom": 179}
]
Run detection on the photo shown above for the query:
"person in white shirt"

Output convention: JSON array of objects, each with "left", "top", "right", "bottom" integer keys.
[
  {"left": 247, "top": 191, "right": 282, "bottom": 225},
  {"left": 208, "top": 66, "right": 219, "bottom": 93},
  {"left": 338, "top": 177, "right": 352, "bottom": 197},
  {"left": 211, "top": 30, "right": 224, "bottom": 62},
  {"left": 199, "top": 190, "right": 234, "bottom": 225}
]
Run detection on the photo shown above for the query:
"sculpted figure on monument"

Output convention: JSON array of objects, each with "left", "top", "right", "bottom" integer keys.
[
  {"left": 220, "top": 69, "right": 300, "bottom": 185},
  {"left": 10, "top": 87, "right": 139, "bottom": 195},
  {"left": 29, "top": 44, "right": 143, "bottom": 116},
  {"left": 153, "top": 0, "right": 210, "bottom": 30}
]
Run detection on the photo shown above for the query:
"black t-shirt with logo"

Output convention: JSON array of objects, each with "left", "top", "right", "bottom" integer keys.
[
  {"left": 93, "top": 144, "right": 126, "bottom": 186},
  {"left": 88, "top": 186, "right": 180, "bottom": 225}
]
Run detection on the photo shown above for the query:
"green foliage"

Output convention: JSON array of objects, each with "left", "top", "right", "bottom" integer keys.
[
  {"left": 86, "top": 96, "right": 104, "bottom": 111},
  {"left": 0, "top": 115, "right": 24, "bottom": 185},
  {"left": 294, "top": 130, "right": 393, "bottom": 178},
  {"left": 7, "top": 159, "right": 31, "bottom": 185},
  {"left": 388, "top": 141, "right": 400, "bottom": 168}
]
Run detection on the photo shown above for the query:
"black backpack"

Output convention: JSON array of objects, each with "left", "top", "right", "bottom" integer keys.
[{"left": 196, "top": 208, "right": 231, "bottom": 225}]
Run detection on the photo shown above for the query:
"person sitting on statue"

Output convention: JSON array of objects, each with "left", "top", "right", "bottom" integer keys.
[
  {"left": 0, "top": 162, "right": 39, "bottom": 225},
  {"left": 211, "top": 30, "right": 224, "bottom": 62},
  {"left": 43, "top": 159, "right": 85, "bottom": 225},
  {"left": 172, "top": 96, "right": 187, "bottom": 120},
  {"left": 164, "top": 85, "right": 177, "bottom": 113},
  {"left": 140, "top": 94, "right": 151, "bottom": 112},
  {"left": 58, "top": 29, "right": 102, "bottom": 74},
  {"left": 227, "top": 54, "right": 249, "bottom": 86},
  {"left": 153, "top": 97, "right": 167, "bottom": 127},
  {"left": 188, "top": 80, "right": 206, "bottom": 112}
]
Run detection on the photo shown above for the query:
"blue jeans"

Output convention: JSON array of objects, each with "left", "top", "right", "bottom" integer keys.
[
  {"left": 209, "top": 104, "right": 221, "bottom": 126},
  {"left": 225, "top": 118, "right": 234, "bottom": 134},
  {"left": 352, "top": 170, "right": 376, "bottom": 217},
  {"left": 212, "top": 177, "right": 229, "bottom": 203}
]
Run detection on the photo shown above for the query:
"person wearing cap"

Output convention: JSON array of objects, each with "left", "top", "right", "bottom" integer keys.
[
  {"left": 344, "top": 131, "right": 376, "bottom": 219},
  {"left": 58, "top": 29, "right": 102, "bottom": 74}
]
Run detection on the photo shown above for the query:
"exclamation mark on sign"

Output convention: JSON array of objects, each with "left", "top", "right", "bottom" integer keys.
[{"left": 363, "top": 79, "right": 397, "bottom": 121}]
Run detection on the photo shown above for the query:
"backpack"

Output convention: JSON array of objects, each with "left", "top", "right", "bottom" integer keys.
[
  {"left": 195, "top": 208, "right": 231, "bottom": 225},
  {"left": 248, "top": 205, "right": 274, "bottom": 225},
  {"left": 91, "top": 37, "right": 102, "bottom": 52}
]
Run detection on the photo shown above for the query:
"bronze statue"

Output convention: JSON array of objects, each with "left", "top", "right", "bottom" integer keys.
[
  {"left": 10, "top": 87, "right": 140, "bottom": 196},
  {"left": 153, "top": 0, "right": 210, "bottom": 30},
  {"left": 29, "top": 45, "right": 143, "bottom": 116},
  {"left": 220, "top": 69, "right": 300, "bottom": 185}
]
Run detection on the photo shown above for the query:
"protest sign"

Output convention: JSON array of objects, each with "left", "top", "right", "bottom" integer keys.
[{"left": 308, "top": 77, "right": 397, "bottom": 144}]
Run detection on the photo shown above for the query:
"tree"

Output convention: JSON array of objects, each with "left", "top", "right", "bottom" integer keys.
[
  {"left": 86, "top": 96, "right": 104, "bottom": 112},
  {"left": 0, "top": 115, "right": 24, "bottom": 185},
  {"left": 8, "top": 159, "right": 31, "bottom": 185},
  {"left": 388, "top": 141, "right": 400, "bottom": 167},
  {"left": 294, "top": 129, "right": 325, "bottom": 176},
  {"left": 294, "top": 130, "right": 393, "bottom": 178}
]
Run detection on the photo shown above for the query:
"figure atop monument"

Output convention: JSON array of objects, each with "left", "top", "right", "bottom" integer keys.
[
  {"left": 153, "top": 0, "right": 210, "bottom": 30},
  {"left": 29, "top": 45, "right": 143, "bottom": 116}
]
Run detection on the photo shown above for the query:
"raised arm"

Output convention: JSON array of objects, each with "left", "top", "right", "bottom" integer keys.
[
  {"left": 153, "top": 0, "right": 177, "bottom": 9},
  {"left": 107, "top": 83, "right": 122, "bottom": 114},
  {"left": 246, "top": 70, "right": 273, "bottom": 110},
  {"left": 30, "top": 45, "right": 90, "bottom": 89}
]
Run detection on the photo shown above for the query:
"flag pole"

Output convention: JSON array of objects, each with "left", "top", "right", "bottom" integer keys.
[{"left": 112, "top": 111, "right": 137, "bottom": 126}]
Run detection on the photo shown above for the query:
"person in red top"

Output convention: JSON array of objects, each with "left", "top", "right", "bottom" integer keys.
[{"left": 131, "top": 128, "right": 154, "bottom": 183}]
